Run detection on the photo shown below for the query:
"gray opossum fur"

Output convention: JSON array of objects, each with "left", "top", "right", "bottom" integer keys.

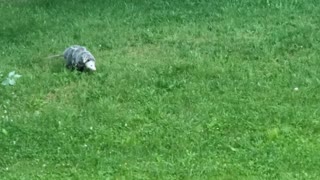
[{"left": 48, "top": 45, "right": 96, "bottom": 71}]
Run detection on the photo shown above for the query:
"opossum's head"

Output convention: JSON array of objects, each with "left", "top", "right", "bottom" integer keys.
[{"left": 85, "top": 60, "right": 96, "bottom": 71}]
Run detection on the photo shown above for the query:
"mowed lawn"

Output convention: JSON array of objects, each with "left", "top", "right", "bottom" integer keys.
[{"left": 1, "top": 0, "right": 320, "bottom": 179}]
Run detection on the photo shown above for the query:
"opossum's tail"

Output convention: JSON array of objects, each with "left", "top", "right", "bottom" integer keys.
[{"left": 47, "top": 54, "right": 64, "bottom": 59}]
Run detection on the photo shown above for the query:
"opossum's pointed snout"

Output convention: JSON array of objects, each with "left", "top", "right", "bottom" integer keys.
[{"left": 87, "top": 66, "right": 96, "bottom": 71}]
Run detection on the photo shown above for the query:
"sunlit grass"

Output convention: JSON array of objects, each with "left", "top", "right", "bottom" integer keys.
[{"left": 1, "top": 0, "right": 320, "bottom": 179}]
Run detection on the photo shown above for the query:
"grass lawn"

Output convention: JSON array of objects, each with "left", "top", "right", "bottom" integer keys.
[{"left": 1, "top": 0, "right": 320, "bottom": 179}]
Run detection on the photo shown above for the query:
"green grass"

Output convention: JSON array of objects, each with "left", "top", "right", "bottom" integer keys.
[{"left": 1, "top": 0, "right": 320, "bottom": 179}]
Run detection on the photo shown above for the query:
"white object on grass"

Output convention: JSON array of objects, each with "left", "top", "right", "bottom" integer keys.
[{"left": 2, "top": 71, "right": 22, "bottom": 86}]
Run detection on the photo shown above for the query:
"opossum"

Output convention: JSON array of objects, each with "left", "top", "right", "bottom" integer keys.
[{"left": 48, "top": 45, "right": 96, "bottom": 71}]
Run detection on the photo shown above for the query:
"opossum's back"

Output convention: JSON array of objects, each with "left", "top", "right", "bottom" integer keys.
[
  {"left": 63, "top": 45, "right": 81, "bottom": 62},
  {"left": 75, "top": 50, "right": 95, "bottom": 64},
  {"left": 72, "top": 47, "right": 87, "bottom": 62}
]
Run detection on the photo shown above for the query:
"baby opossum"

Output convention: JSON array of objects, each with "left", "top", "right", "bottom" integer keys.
[{"left": 48, "top": 45, "right": 96, "bottom": 71}]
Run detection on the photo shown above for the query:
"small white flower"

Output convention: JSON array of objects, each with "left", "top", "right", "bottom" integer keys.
[
  {"left": 90, "top": 126, "right": 93, "bottom": 130},
  {"left": 34, "top": 111, "right": 40, "bottom": 116},
  {"left": 294, "top": 87, "right": 299, "bottom": 91}
]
